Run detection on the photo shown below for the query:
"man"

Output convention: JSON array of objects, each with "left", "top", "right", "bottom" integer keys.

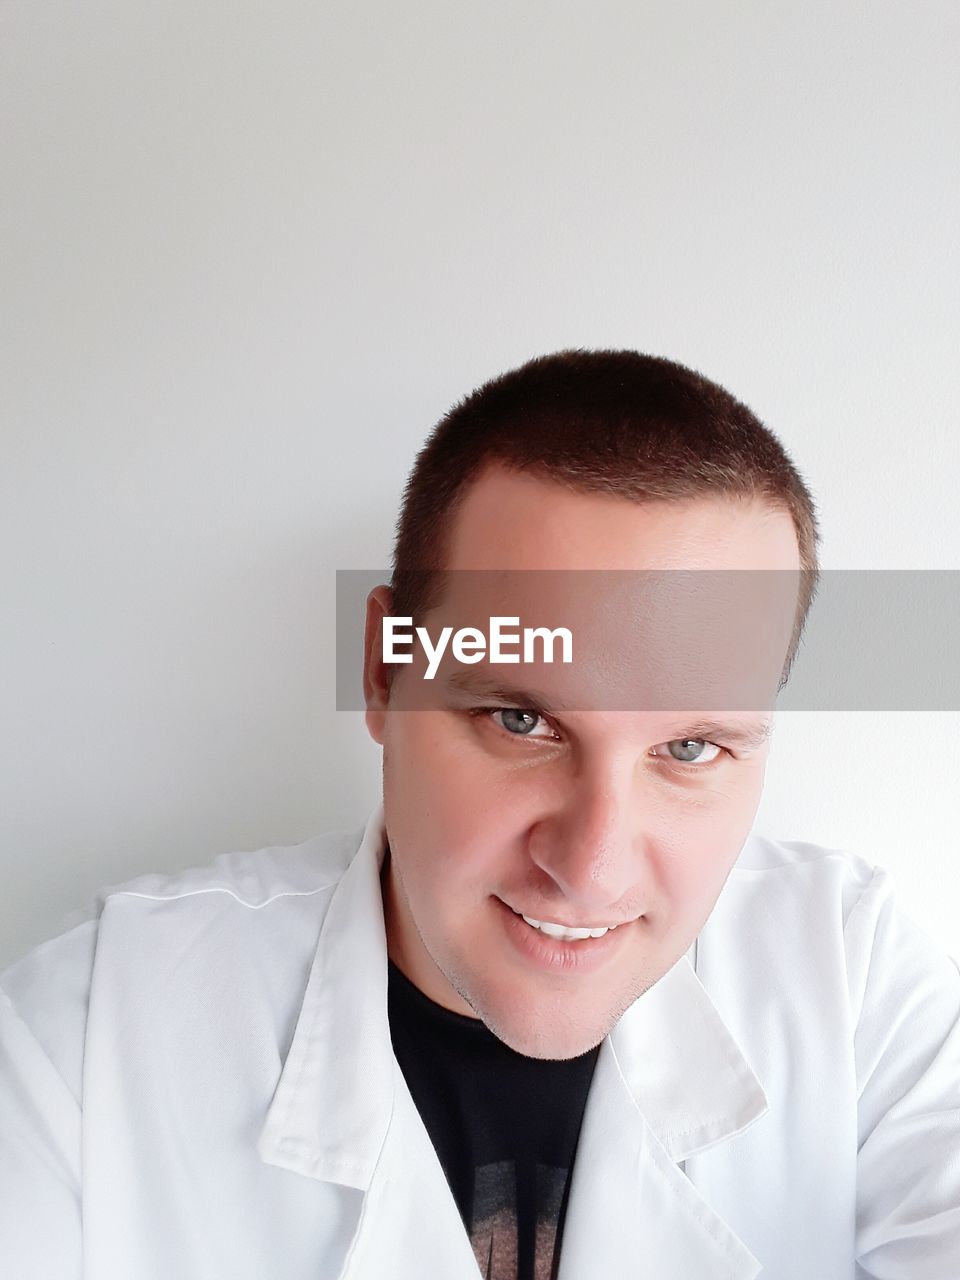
[{"left": 2, "top": 350, "right": 958, "bottom": 1279}]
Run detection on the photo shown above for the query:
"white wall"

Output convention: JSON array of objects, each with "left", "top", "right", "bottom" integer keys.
[{"left": 3, "top": 1, "right": 959, "bottom": 969}]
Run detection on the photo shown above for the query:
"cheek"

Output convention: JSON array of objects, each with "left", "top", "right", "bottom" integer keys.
[
  {"left": 382, "top": 715, "right": 529, "bottom": 891},
  {"left": 649, "top": 784, "right": 761, "bottom": 912}
]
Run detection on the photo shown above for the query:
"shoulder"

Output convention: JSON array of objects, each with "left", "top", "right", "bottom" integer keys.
[
  {"left": 729, "top": 829, "right": 887, "bottom": 926},
  {"left": 717, "top": 830, "right": 958, "bottom": 1016},
  {"left": 4, "top": 820, "right": 364, "bottom": 968},
  {"left": 0, "top": 820, "right": 368, "bottom": 1099},
  {"left": 84, "top": 822, "right": 363, "bottom": 913},
  {"left": 734, "top": 828, "right": 879, "bottom": 884}
]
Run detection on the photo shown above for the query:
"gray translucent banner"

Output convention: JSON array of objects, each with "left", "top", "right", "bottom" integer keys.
[{"left": 336, "top": 570, "right": 960, "bottom": 712}]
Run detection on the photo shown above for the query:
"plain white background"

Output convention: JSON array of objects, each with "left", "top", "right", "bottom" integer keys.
[{"left": 2, "top": 1, "right": 958, "bottom": 969}]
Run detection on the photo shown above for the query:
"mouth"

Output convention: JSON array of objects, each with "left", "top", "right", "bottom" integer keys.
[
  {"left": 513, "top": 913, "right": 620, "bottom": 942},
  {"left": 495, "top": 898, "right": 635, "bottom": 974}
]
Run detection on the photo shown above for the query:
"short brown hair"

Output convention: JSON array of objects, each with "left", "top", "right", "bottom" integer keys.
[{"left": 391, "top": 349, "right": 820, "bottom": 684}]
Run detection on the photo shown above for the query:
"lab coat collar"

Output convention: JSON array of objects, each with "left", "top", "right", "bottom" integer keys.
[
  {"left": 258, "top": 804, "right": 769, "bottom": 1278},
  {"left": 257, "top": 803, "right": 396, "bottom": 1189}
]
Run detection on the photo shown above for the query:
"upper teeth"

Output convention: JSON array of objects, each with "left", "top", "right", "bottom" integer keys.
[{"left": 520, "top": 915, "right": 617, "bottom": 941}]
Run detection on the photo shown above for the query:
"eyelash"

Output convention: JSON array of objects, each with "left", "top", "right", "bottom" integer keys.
[
  {"left": 467, "top": 707, "right": 730, "bottom": 771},
  {"left": 468, "top": 706, "right": 561, "bottom": 743}
]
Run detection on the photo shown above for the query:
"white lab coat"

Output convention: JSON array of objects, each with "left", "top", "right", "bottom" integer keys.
[{"left": 1, "top": 804, "right": 959, "bottom": 1279}]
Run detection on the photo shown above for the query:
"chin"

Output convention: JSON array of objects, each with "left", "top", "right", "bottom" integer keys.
[
  {"left": 435, "top": 952, "right": 620, "bottom": 1059},
  {"left": 470, "top": 988, "right": 613, "bottom": 1060},
  {"left": 491, "top": 1015, "right": 608, "bottom": 1060}
]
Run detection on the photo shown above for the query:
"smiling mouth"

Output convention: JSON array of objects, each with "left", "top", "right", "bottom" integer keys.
[{"left": 507, "top": 907, "right": 625, "bottom": 942}]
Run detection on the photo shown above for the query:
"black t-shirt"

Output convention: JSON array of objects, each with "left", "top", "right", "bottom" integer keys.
[{"left": 387, "top": 959, "right": 600, "bottom": 1280}]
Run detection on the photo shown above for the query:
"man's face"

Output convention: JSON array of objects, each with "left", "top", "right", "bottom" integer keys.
[{"left": 364, "top": 465, "right": 801, "bottom": 1059}]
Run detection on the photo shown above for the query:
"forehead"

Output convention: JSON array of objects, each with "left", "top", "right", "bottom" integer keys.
[
  {"left": 401, "top": 466, "right": 803, "bottom": 717},
  {"left": 445, "top": 464, "right": 801, "bottom": 573}
]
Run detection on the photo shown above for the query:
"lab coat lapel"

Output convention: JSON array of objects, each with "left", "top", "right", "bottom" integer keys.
[
  {"left": 337, "top": 1069, "right": 483, "bottom": 1280},
  {"left": 258, "top": 805, "right": 482, "bottom": 1278},
  {"left": 257, "top": 806, "right": 395, "bottom": 1190},
  {"left": 557, "top": 956, "right": 768, "bottom": 1280}
]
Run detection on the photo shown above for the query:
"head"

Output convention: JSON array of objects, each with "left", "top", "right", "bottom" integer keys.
[{"left": 363, "top": 349, "right": 819, "bottom": 1059}]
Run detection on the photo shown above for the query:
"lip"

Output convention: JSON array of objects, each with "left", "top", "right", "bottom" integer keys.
[{"left": 494, "top": 896, "right": 628, "bottom": 974}]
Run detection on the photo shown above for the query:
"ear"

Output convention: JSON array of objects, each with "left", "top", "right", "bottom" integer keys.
[{"left": 362, "top": 584, "right": 395, "bottom": 745}]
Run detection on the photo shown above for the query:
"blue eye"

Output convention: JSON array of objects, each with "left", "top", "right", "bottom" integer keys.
[
  {"left": 471, "top": 707, "right": 558, "bottom": 739},
  {"left": 496, "top": 709, "right": 545, "bottom": 736},
  {"left": 653, "top": 739, "right": 723, "bottom": 766}
]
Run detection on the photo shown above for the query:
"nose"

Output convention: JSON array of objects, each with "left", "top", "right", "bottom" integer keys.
[{"left": 527, "top": 761, "right": 643, "bottom": 914}]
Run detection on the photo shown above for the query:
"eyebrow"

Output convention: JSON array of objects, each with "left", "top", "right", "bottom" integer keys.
[
  {"left": 665, "top": 718, "right": 773, "bottom": 752},
  {"left": 444, "top": 670, "right": 773, "bottom": 752},
  {"left": 445, "top": 670, "right": 575, "bottom": 714}
]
